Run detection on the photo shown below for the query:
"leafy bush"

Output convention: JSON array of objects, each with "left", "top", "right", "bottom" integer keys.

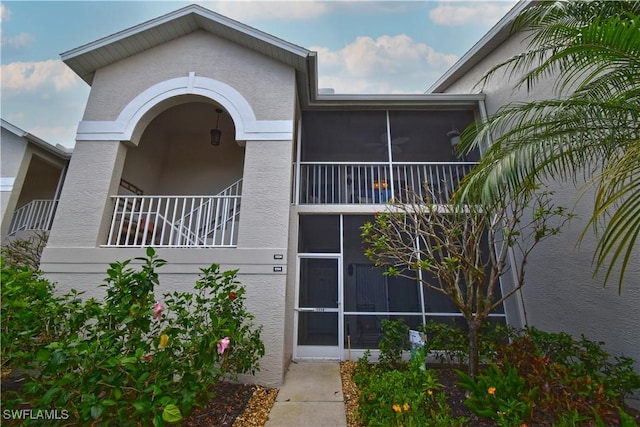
[
  {"left": 420, "top": 320, "right": 515, "bottom": 367},
  {"left": 354, "top": 349, "right": 466, "bottom": 426},
  {"left": 378, "top": 318, "right": 410, "bottom": 367},
  {"left": 457, "top": 361, "right": 536, "bottom": 426},
  {"left": 3, "top": 248, "right": 265, "bottom": 426},
  {"left": 496, "top": 329, "right": 640, "bottom": 424},
  {"left": 0, "top": 259, "right": 95, "bottom": 370},
  {"left": 1, "top": 231, "right": 48, "bottom": 270},
  {"left": 456, "top": 327, "right": 640, "bottom": 425}
]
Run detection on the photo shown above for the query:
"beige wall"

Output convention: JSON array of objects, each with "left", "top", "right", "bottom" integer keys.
[
  {"left": 83, "top": 31, "right": 295, "bottom": 123},
  {"left": 42, "top": 246, "right": 287, "bottom": 386},
  {"left": 42, "top": 29, "right": 297, "bottom": 386},
  {"left": 1, "top": 131, "right": 68, "bottom": 239},
  {"left": 0, "top": 129, "right": 26, "bottom": 230},
  {"left": 439, "top": 31, "right": 640, "bottom": 369}
]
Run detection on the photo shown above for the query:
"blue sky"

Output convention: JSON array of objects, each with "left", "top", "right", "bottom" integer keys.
[{"left": 1, "top": 1, "right": 517, "bottom": 148}]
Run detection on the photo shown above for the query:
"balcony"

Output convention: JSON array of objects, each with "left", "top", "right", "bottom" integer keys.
[
  {"left": 8, "top": 199, "right": 58, "bottom": 235},
  {"left": 104, "top": 180, "right": 241, "bottom": 248},
  {"left": 297, "top": 162, "right": 476, "bottom": 205}
]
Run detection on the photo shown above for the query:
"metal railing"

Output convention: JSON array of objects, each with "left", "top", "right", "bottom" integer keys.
[
  {"left": 8, "top": 199, "right": 58, "bottom": 235},
  {"left": 298, "top": 162, "right": 476, "bottom": 205},
  {"left": 105, "top": 194, "right": 240, "bottom": 247}
]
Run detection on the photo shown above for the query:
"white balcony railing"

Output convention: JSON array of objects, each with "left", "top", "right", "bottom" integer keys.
[
  {"left": 8, "top": 199, "right": 58, "bottom": 235},
  {"left": 105, "top": 194, "right": 240, "bottom": 247},
  {"left": 298, "top": 162, "right": 476, "bottom": 205}
]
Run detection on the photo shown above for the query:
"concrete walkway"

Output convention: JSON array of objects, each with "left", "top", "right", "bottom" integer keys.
[{"left": 265, "top": 361, "right": 347, "bottom": 427}]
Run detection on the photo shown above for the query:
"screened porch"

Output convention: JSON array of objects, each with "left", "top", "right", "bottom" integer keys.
[{"left": 294, "top": 109, "right": 480, "bottom": 206}]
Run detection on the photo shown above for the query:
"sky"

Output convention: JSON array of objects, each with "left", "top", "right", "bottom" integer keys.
[{"left": 0, "top": 0, "right": 518, "bottom": 148}]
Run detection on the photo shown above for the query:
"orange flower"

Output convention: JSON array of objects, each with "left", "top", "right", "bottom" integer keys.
[
  {"left": 392, "top": 404, "right": 401, "bottom": 413},
  {"left": 403, "top": 403, "right": 410, "bottom": 411},
  {"left": 488, "top": 387, "right": 496, "bottom": 395}
]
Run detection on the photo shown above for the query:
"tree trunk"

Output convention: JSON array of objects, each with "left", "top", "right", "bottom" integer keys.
[{"left": 467, "top": 318, "right": 481, "bottom": 378}]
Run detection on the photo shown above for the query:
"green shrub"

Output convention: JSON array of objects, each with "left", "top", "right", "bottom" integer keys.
[
  {"left": 455, "top": 327, "right": 640, "bottom": 425},
  {"left": 457, "top": 361, "right": 536, "bottom": 426},
  {"left": 354, "top": 349, "right": 466, "bottom": 426},
  {"left": 378, "top": 318, "right": 410, "bottom": 367},
  {"left": 420, "top": 320, "right": 516, "bottom": 367},
  {"left": 1, "top": 231, "right": 48, "bottom": 270},
  {"left": 0, "top": 259, "right": 95, "bottom": 370},
  {"left": 4, "top": 248, "right": 265, "bottom": 426},
  {"left": 496, "top": 329, "right": 640, "bottom": 424}
]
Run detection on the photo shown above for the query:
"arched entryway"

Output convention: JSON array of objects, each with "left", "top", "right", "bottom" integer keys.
[{"left": 110, "top": 98, "right": 244, "bottom": 247}]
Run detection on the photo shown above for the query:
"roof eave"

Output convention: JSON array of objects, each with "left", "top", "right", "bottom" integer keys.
[
  {"left": 61, "top": 4, "right": 311, "bottom": 86},
  {"left": 427, "top": 0, "right": 533, "bottom": 93},
  {"left": 1, "top": 119, "right": 72, "bottom": 158}
]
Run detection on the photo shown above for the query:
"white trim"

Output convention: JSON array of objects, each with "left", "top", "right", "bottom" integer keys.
[
  {"left": 293, "top": 254, "right": 343, "bottom": 360},
  {"left": 61, "top": 4, "right": 309, "bottom": 64},
  {"left": 0, "top": 177, "right": 15, "bottom": 192},
  {"left": 427, "top": 0, "right": 531, "bottom": 93},
  {"left": 75, "top": 73, "right": 293, "bottom": 144}
]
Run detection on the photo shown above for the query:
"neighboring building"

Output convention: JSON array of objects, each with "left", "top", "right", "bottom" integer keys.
[
  {"left": 429, "top": 2, "right": 639, "bottom": 373},
  {"left": 1, "top": 119, "right": 71, "bottom": 242},
  {"left": 34, "top": 2, "right": 638, "bottom": 388}
]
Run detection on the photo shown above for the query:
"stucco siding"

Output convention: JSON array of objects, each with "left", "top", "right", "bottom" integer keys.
[
  {"left": 237, "top": 139, "right": 293, "bottom": 248},
  {"left": 438, "top": 31, "right": 640, "bottom": 368},
  {"left": 0, "top": 129, "right": 26, "bottom": 231},
  {"left": 83, "top": 31, "right": 296, "bottom": 123},
  {"left": 41, "top": 246, "right": 288, "bottom": 386},
  {"left": 45, "top": 140, "right": 126, "bottom": 248}
]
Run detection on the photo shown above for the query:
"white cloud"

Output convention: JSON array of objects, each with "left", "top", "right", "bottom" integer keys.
[
  {"left": 195, "top": 0, "right": 332, "bottom": 21},
  {"left": 0, "top": 4, "right": 10, "bottom": 22},
  {"left": 429, "top": 1, "right": 516, "bottom": 26},
  {"left": 1, "top": 60, "right": 81, "bottom": 93},
  {"left": 311, "top": 35, "right": 458, "bottom": 94},
  {"left": 1, "top": 32, "right": 36, "bottom": 50}
]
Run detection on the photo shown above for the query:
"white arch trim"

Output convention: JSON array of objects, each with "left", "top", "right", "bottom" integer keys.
[{"left": 75, "top": 72, "right": 293, "bottom": 143}]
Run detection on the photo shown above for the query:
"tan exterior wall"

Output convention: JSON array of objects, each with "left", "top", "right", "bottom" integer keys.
[
  {"left": 0, "top": 129, "right": 27, "bottom": 232},
  {"left": 438, "top": 32, "right": 640, "bottom": 369},
  {"left": 42, "top": 247, "right": 287, "bottom": 387},
  {"left": 41, "top": 30, "right": 297, "bottom": 386},
  {"left": 1, "top": 130, "right": 68, "bottom": 240},
  {"left": 83, "top": 30, "right": 295, "bottom": 123}
]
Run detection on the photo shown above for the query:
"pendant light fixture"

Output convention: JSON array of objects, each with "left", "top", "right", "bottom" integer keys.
[{"left": 211, "top": 108, "right": 223, "bottom": 146}]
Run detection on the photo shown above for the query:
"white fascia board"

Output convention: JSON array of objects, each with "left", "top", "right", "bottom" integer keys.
[
  {"left": 0, "top": 177, "right": 16, "bottom": 192},
  {"left": 1, "top": 118, "right": 28, "bottom": 138},
  {"left": 1, "top": 119, "right": 72, "bottom": 158},
  {"left": 307, "top": 93, "right": 485, "bottom": 109},
  {"left": 61, "top": 4, "right": 309, "bottom": 63},
  {"left": 427, "top": 0, "right": 532, "bottom": 93}
]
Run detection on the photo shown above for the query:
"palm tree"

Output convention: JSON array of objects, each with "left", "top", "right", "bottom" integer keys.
[{"left": 455, "top": 0, "right": 640, "bottom": 290}]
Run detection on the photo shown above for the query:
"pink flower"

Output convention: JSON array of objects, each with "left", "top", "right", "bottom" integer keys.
[
  {"left": 153, "top": 301, "right": 165, "bottom": 319},
  {"left": 217, "top": 337, "right": 230, "bottom": 355}
]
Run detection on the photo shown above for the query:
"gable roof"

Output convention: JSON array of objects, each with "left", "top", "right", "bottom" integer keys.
[
  {"left": 427, "top": 0, "right": 532, "bottom": 93},
  {"left": 1, "top": 119, "right": 72, "bottom": 158},
  {"left": 61, "top": 4, "right": 315, "bottom": 82},
  {"left": 60, "top": 3, "right": 487, "bottom": 110}
]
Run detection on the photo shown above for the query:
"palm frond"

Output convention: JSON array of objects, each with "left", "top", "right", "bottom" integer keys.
[
  {"left": 454, "top": 0, "right": 640, "bottom": 286},
  {"left": 588, "top": 141, "right": 640, "bottom": 291}
]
